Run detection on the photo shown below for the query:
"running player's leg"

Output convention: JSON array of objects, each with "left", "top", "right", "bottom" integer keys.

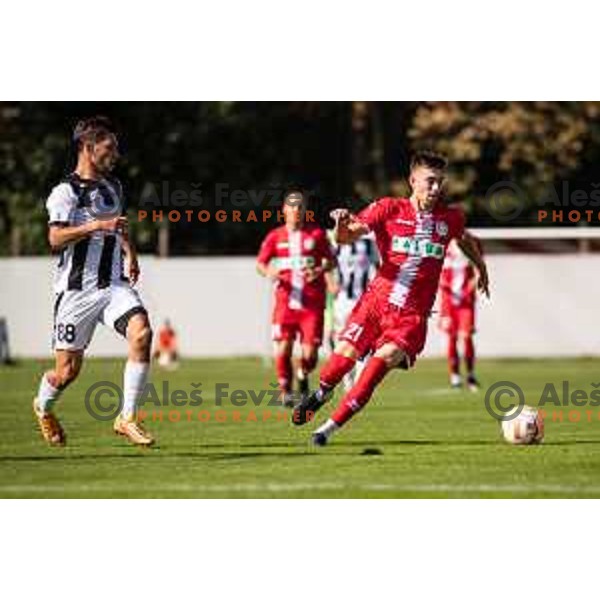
[
  {"left": 103, "top": 286, "right": 154, "bottom": 445},
  {"left": 441, "top": 310, "right": 461, "bottom": 388},
  {"left": 124, "top": 311, "right": 153, "bottom": 415},
  {"left": 274, "top": 338, "right": 295, "bottom": 405},
  {"left": 459, "top": 307, "right": 478, "bottom": 390},
  {"left": 33, "top": 290, "right": 99, "bottom": 445},
  {"left": 311, "top": 311, "right": 427, "bottom": 445},
  {"left": 34, "top": 350, "right": 84, "bottom": 445},
  {"left": 448, "top": 331, "right": 461, "bottom": 388},
  {"left": 293, "top": 295, "right": 377, "bottom": 425},
  {"left": 296, "top": 309, "right": 324, "bottom": 395},
  {"left": 272, "top": 303, "right": 300, "bottom": 405},
  {"left": 334, "top": 297, "right": 357, "bottom": 392},
  {"left": 311, "top": 343, "right": 402, "bottom": 444}
]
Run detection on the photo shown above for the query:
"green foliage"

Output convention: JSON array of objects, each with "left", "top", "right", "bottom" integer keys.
[
  {"left": 2, "top": 101, "right": 599, "bottom": 255},
  {"left": 409, "top": 101, "right": 600, "bottom": 223}
]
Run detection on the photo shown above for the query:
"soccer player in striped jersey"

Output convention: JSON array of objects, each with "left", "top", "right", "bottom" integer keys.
[
  {"left": 32, "top": 116, "right": 154, "bottom": 446},
  {"left": 439, "top": 238, "right": 481, "bottom": 391},
  {"left": 257, "top": 189, "right": 335, "bottom": 406},
  {"left": 330, "top": 231, "right": 379, "bottom": 390},
  {"left": 294, "top": 151, "right": 490, "bottom": 445}
]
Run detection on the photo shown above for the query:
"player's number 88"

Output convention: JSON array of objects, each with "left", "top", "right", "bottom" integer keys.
[{"left": 56, "top": 323, "right": 76, "bottom": 343}]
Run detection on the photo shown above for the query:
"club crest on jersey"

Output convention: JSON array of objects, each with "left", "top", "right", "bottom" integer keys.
[
  {"left": 303, "top": 238, "right": 316, "bottom": 251},
  {"left": 436, "top": 221, "right": 449, "bottom": 237}
]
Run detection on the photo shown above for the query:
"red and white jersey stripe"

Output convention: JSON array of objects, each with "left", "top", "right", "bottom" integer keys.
[
  {"left": 357, "top": 197, "right": 465, "bottom": 314},
  {"left": 257, "top": 224, "right": 333, "bottom": 311}
]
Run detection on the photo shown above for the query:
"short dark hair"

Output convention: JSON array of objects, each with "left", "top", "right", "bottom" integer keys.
[
  {"left": 410, "top": 150, "right": 448, "bottom": 172},
  {"left": 72, "top": 116, "right": 116, "bottom": 151}
]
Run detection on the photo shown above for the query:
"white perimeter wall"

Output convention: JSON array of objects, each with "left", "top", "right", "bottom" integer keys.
[{"left": 0, "top": 255, "right": 597, "bottom": 358}]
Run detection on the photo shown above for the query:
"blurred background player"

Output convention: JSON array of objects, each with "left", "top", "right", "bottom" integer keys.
[
  {"left": 32, "top": 116, "right": 154, "bottom": 447},
  {"left": 256, "top": 189, "right": 335, "bottom": 406},
  {"left": 294, "top": 151, "right": 490, "bottom": 445},
  {"left": 329, "top": 230, "right": 379, "bottom": 390},
  {"left": 153, "top": 318, "right": 180, "bottom": 370},
  {"left": 438, "top": 238, "right": 481, "bottom": 391}
]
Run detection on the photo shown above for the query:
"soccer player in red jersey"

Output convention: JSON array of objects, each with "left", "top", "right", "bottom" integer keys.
[
  {"left": 439, "top": 239, "right": 481, "bottom": 391},
  {"left": 257, "top": 189, "right": 335, "bottom": 406},
  {"left": 293, "top": 151, "right": 490, "bottom": 445}
]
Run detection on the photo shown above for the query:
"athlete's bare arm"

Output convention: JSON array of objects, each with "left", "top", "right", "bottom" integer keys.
[
  {"left": 324, "top": 269, "right": 340, "bottom": 296},
  {"left": 330, "top": 209, "right": 369, "bottom": 245},
  {"left": 256, "top": 260, "right": 279, "bottom": 280},
  {"left": 119, "top": 219, "right": 140, "bottom": 285},
  {"left": 457, "top": 231, "right": 490, "bottom": 298},
  {"left": 48, "top": 217, "right": 126, "bottom": 251}
]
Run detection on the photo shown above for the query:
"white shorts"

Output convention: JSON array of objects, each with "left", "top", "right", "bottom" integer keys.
[
  {"left": 52, "top": 284, "right": 147, "bottom": 351},
  {"left": 333, "top": 295, "right": 358, "bottom": 338}
]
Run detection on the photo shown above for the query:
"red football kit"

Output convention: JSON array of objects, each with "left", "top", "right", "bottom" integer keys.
[
  {"left": 338, "top": 197, "right": 465, "bottom": 365},
  {"left": 257, "top": 224, "right": 333, "bottom": 345},
  {"left": 439, "top": 241, "right": 477, "bottom": 336}
]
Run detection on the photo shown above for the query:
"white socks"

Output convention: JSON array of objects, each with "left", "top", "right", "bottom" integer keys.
[
  {"left": 35, "top": 373, "right": 62, "bottom": 414},
  {"left": 122, "top": 361, "right": 150, "bottom": 419},
  {"left": 315, "top": 418, "right": 339, "bottom": 440}
]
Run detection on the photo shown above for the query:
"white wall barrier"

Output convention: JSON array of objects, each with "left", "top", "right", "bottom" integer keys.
[{"left": 0, "top": 255, "right": 597, "bottom": 358}]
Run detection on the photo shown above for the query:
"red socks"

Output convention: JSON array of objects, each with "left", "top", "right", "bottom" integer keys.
[
  {"left": 464, "top": 335, "right": 475, "bottom": 374},
  {"left": 331, "top": 356, "right": 389, "bottom": 426},
  {"left": 275, "top": 354, "right": 292, "bottom": 393},
  {"left": 448, "top": 334, "right": 459, "bottom": 375},
  {"left": 319, "top": 353, "right": 356, "bottom": 390}
]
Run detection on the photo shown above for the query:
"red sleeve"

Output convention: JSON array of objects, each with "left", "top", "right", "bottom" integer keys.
[
  {"left": 257, "top": 231, "right": 275, "bottom": 265},
  {"left": 357, "top": 198, "right": 392, "bottom": 232},
  {"left": 448, "top": 207, "right": 466, "bottom": 240}
]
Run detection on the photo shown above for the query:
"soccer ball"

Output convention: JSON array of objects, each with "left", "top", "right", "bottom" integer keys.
[{"left": 501, "top": 405, "right": 544, "bottom": 445}]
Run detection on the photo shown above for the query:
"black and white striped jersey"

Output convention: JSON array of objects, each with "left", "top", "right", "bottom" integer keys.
[
  {"left": 46, "top": 173, "right": 127, "bottom": 293},
  {"left": 331, "top": 232, "right": 379, "bottom": 301}
]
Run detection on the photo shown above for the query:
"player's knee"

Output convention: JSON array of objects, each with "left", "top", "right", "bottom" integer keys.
[
  {"left": 374, "top": 344, "right": 406, "bottom": 368},
  {"left": 136, "top": 325, "right": 153, "bottom": 351},
  {"left": 54, "top": 362, "right": 81, "bottom": 388},
  {"left": 129, "top": 319, "right": 153, "bottom": 351},
  {"left": 274, "top": 342, "right": 292, "bottom": 358},
  {"left": 335, "top": 340, "right": 359, "bottom": 359}
]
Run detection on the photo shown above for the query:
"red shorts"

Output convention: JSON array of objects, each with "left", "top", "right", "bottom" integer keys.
[
  {"left": 272, "top": 303, "right": 324, "bottom": 346},
  {"left": 439, "top": 305, "right": 475, "bottom": 336},
  {"left": 338, "top": 291, "right": 428, "bottom": 368}
]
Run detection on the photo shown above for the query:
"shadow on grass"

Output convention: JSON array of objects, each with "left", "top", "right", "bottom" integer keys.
[{"left": 3, "top": 437, "right": 599, "bottom": 463}]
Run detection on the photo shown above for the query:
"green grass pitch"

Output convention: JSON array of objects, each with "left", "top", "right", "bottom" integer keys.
[{"left": 1, "top": 357, "right": 600, "bottom": 498}]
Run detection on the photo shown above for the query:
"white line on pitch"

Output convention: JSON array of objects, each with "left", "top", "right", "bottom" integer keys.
[{"left": 1, "top": 482, "right": 600, "bottom": 494}]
